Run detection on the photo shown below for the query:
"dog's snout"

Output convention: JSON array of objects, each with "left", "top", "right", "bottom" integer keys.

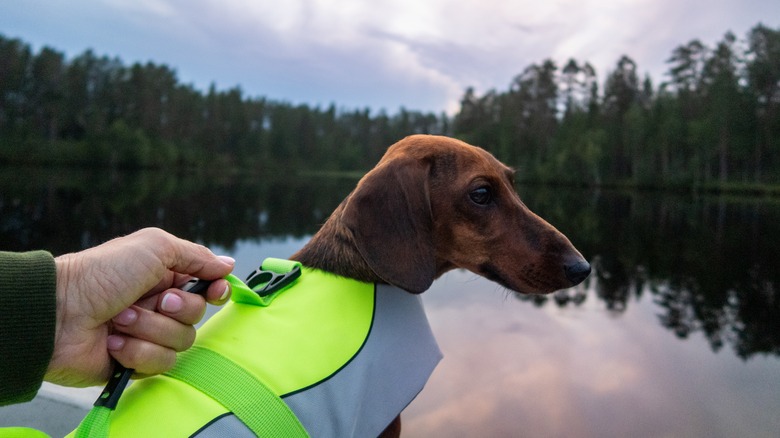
[{"left": 564, "top": 260, "right": 591, "bottom": 285}]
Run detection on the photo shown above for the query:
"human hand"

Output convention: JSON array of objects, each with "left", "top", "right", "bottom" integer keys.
[{"left": 46, "top": 228, "right": 235, "bottom": 387}]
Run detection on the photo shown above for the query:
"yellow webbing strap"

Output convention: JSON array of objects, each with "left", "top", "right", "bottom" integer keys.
[
  {"left": 164, "top": 346, "right": 309, "bottom": 437},
  {"left": 72, "top": 404, "right": 111, "bottom": 437}
]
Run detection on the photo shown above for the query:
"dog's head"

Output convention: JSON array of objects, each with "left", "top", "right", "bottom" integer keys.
[{"left": 342, "top": 134, "right": 590, "bottom": 295}]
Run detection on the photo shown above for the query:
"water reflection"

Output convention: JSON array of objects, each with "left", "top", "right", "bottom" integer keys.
[
  {"left": 405, "top": 271, "right": 780, "bottom": 437},
  {"left": 1, "top": 167, "right": 779, "bottom": 435},
  {"left": 0, "top": 167, "right": 355, "bottom": 253},
  {"left": 2, "top": 168, "right": 778, "bottom": 360},
  {"left": 516, "top": 186, "right": 780, "bottom": 360}
]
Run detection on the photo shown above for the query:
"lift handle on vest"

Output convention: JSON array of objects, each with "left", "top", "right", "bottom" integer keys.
[
  {"left": 246, "top": 265, "right": 301, "bottom": 296},
  {"left": 93, "top": 279, "right": 214, "bottom": 410}
]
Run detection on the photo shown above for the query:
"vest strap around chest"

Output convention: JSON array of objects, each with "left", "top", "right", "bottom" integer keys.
[{"left": 164, "top": 346, "right": 308, "bottom": 437}]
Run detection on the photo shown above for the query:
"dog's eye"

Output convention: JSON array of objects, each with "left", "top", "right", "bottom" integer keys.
[{"left": 469, "top": 187, "right": 493, "bottom": 205}]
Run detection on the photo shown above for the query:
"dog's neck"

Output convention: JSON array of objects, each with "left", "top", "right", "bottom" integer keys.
[{"left": 291, "top": 202, "right": 384, "bottom": 284}]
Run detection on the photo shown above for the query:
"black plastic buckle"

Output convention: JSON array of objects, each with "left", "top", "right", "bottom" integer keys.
[{"left": 245, "top": 266, "right": 301, "bottom": 297}]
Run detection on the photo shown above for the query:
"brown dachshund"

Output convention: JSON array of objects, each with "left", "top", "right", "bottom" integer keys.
[{"left": 292, "top": 134, "right": 590, "bottom": 436}]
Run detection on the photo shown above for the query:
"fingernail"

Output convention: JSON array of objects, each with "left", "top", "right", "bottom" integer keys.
[
  {"left": 219, "top": 283, "right": 230, "bottom": 302},
  {"left": 107, "top": 335, "right": 125, "bottom": 351},
  {"left": 113, "top": 308, "right": 138, "bottom": 326},
  {"left": 161, "top": 293, "right": 184, "bottom": 313},
  {"left": 217, "top": 255, "right": 235, "bottom": 266}
]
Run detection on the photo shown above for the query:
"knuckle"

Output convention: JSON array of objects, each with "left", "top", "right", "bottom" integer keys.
[{"left": 138, "top": 227, "right": 176, "bottom": 253}]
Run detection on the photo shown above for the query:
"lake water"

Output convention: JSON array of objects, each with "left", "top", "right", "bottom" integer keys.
[{"left": 1, "top": 167, "right": 779, "bottom": 437}]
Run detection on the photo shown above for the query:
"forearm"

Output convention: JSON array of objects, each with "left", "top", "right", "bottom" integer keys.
[{"left": 0, "top": 250, "right": 56, "bottom": 406}]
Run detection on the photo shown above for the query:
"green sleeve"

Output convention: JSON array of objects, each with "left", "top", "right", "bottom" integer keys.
[{"left": 0, "top": 250, "right": 57, "bottom": 406}]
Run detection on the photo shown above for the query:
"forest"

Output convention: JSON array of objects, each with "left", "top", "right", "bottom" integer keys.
[{"left": 1, "top": 23, "right": 779, "bottom": 191}]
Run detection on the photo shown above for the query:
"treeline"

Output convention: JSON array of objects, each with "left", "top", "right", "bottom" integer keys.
[
  {"left": 0, "top": 34, "right": 447, "bottom": 170},
  {"left": 455, "top": 23, "right": 780, "bottom": 190},
  {"left": 1, "top": 23, "right": 780, "bottom": 189}
]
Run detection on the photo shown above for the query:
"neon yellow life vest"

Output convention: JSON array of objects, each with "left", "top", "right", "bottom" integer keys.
[{"left": 71, "top": 258, "right": 442, "bottom": 437}]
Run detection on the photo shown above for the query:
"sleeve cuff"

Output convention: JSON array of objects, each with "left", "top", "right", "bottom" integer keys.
[{"left": 0, "top": 250, "right": 56, "bottom": 406}]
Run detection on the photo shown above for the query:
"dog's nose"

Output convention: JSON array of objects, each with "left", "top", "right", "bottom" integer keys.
[{"left": 564, "top": 260, "right": 591, "bottom": 285}]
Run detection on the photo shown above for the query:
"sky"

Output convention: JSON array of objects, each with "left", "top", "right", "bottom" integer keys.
[{"left": 2, "top": 0, "right": 779, "bottom": 114}]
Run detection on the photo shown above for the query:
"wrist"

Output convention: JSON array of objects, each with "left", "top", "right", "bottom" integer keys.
[
  {"left": 53, "top": 255, "right": 72, "bottom": 355},
  {"left": 47, "top": 253, "right": 83, "bottom": 383}
]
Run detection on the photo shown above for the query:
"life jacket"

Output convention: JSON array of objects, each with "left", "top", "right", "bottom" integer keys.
[{"left": 71, "top": 258, "right": 442, "bottom": 437}]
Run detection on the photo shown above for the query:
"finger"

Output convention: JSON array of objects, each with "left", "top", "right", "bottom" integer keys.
[
  {"left": 171, "top": 277, "right": 231, "bottom": 304},
  {"left": 137, "top": 273, "right": 201, "bottom": 306},
  {"left": 204, "top": 279, "right": 231, "bottom": 305},
  {"left": 134, "top": 278, "right": 231, "bottom": 313},
  {"left": 107, "top": 334, "right": 177, "bottom": 376},
  {"left": 112, "top": 305, "right": 197, "bottom": 351},
  {"left": 157, "top": 289, "right": 209, "bottom": 325}
]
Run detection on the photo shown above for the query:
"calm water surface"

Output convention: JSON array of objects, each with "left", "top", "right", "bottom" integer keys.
[{"left": 1, "top": 167, "right": 778, "bottom": 437}]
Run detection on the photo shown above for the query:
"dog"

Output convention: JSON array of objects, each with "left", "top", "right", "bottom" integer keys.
[
  {"left": 291, "top": 134, "right": 590, "bottom": 437},
  {"left": 74, "top": 135, "right": 590, "bottom": 438}
]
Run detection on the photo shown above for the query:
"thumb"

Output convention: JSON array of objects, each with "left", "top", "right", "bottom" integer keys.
[{"left": 143, "top": 228, "right": 235, "bottom": 279}]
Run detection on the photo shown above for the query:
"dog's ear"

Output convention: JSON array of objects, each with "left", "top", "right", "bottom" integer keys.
[{"left": 341, "top": 157, "right": 435, "bottom": 294}]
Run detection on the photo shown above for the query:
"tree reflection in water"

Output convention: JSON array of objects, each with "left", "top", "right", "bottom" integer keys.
[
  {"left": 516, "top": 185, "right": 780, "bottom": 360},
  {"left": 2, "top": 168, "right": 778, "bottom": 359}
]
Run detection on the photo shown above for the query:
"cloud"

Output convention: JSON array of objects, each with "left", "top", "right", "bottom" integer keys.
[{"left": 2, "top": 0, "right": 778, "bottom": 113}]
